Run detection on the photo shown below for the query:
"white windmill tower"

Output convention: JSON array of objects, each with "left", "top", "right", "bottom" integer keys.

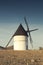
[
  {"left": 13, "top": 24, "right": 28, "bottom": 50},
  {"left": 6, "top": 17, "right": 38, "bottom": 50}
]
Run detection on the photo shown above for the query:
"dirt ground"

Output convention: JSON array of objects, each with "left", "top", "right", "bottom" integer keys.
[{"left": 0, "top": 50, "right": 43, "bottom": 65}]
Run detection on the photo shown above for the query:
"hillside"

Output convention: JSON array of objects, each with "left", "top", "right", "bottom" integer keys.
[{"left": 0, "top": 50, "right": 43, "bottom": 65}]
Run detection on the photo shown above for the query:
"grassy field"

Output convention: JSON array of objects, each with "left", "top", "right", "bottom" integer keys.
[{"left": 0, "top": 50, "right": 43, "bottom": 65}]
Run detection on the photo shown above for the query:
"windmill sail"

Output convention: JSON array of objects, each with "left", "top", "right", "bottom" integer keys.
[
  {"left": 6, "top": 34, "right": 14, "bottom": 47},
  {"left": 30, "top": 29, "right": 38, "bottom": 32},
  {"left": 24, "top": 17, "right": 33, "bottom": 48}
]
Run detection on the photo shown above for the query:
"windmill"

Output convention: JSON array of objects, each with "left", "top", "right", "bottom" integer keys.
[{"left": 6, "top": 17, "right": 38, "bottom": 50}]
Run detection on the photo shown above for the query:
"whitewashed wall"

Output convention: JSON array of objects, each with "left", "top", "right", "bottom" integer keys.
[{"left": 13, "top": 35, "right": 28, "bottom": 50}]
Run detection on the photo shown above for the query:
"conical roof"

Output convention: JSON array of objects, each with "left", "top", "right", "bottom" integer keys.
[{"left": 14, "top": 24, "right": 28, "bottom": 36}]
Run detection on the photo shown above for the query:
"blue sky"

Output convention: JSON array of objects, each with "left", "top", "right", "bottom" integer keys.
[{"left": 0, "top": 0, "right": 43, "bottom": 49}]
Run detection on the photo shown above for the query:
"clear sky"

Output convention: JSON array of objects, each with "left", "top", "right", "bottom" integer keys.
[{"left": 0, "top": 0, "right": 43, "bottom": 49}]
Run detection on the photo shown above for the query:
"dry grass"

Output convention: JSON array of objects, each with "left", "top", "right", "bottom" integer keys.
[{"left": 0, "top": 50, "right": 43, "bottom": 65}]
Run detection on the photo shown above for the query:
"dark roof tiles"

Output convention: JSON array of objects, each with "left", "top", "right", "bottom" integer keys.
[{"left": 14, "top": 24, "right": 28, "bottom": 36}]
